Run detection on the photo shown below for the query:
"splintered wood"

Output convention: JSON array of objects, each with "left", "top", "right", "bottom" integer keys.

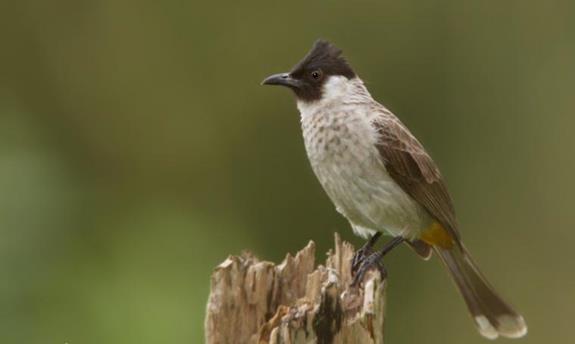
[{"left": 205, "top": 234, "right": 385, "bottom": 344}]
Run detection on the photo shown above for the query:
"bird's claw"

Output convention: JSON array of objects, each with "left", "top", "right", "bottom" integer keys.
[
  {"left": 351, "top": 250, "right": 388, "bottom": 287},
  {"left": 350, "top": 235, "right": 404, "bottom": 287},
  {"left": 351, "top": 232, "right": 383, "bottom": 286}
]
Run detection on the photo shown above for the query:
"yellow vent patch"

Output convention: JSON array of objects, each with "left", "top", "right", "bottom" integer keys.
[{"left": 420, "top": 222, "right": 454, "bottom": 249}]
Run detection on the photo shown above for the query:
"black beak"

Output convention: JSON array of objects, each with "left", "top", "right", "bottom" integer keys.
[{"left": 261, "top": 73, "right": 301, "bottom": 88}]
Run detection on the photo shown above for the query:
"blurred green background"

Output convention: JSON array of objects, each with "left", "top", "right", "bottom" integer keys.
[{"left": 1, "top": 0, "right": 574, "bottom": 343}]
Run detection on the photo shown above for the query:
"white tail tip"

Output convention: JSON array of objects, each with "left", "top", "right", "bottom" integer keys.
[{"left": 475, "top": 314, "right": 528, "bottom": 339}]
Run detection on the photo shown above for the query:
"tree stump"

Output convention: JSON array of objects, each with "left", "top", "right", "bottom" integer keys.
[{"left": 204, "top": 233, "right": 386, "bottom": 343}]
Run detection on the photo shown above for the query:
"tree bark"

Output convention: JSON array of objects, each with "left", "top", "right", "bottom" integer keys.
[{"left": 205, "top": 233, "right": 386, "bottom": 344}]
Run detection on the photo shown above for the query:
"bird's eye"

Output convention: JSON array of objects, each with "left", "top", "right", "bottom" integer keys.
[{"left": 311, "top": 70, "right": 322, "bottom": 80}]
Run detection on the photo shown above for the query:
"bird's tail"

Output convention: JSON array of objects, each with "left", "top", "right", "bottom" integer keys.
[{"left": 434, "top": 244, "right": 527, "bottom": 339}]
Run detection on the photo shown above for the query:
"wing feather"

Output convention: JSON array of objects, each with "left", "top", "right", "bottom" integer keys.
[{"left": 372, "top": 109, "right": 460, "bottom": 241}]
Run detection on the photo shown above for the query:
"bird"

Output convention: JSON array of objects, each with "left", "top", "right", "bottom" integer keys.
[{"left": 261, "top": 39, "right": 527, "bottom": 339}]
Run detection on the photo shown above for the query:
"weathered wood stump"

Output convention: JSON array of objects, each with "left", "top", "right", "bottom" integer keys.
[{"left": 205, "top": 234, "right": 386, "bottom": 343}]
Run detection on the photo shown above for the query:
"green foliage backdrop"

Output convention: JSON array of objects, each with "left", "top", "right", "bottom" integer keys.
[{"left": 1, "top": 1, "right": 574, "bottom": 343}]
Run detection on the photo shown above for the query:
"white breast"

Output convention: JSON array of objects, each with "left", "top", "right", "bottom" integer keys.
[{"left": 298, "top": 76, "right": 430, "bottom": 239}]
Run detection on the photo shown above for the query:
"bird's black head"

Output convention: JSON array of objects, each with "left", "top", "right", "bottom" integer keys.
[{"left": 262, "top": 40, "right": 356, "bottom": 102}]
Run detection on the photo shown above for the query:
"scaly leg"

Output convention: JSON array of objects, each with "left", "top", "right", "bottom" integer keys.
[
  {"left": 351, "top": 232, "right": 382, "bottom": 275},
  {"left": 351, "top": 236, "right": 405, "bottom": 287}
]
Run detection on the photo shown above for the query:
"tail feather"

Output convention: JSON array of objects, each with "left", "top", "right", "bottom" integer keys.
[{"left": 434, "top": 244, "right": 527, "bottom": 339}]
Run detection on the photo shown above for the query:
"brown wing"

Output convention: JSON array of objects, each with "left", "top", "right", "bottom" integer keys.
[{"left": 373, "top": 110, "right": 460, "bottom": 241}]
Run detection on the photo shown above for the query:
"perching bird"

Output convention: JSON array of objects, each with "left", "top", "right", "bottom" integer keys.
[{"left": 262, "top": 40, "right": 527, "bottom": 339}]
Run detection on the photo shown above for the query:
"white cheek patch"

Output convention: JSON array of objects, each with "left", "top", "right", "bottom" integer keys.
[
  {"left": 297, "top": 76, "right": 355, "bottom": 116},
  {"left": 321, "top": 75, "right": 351, "bottom": 101}
]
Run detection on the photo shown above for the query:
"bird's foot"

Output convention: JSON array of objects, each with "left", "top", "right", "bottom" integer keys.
[
  {"left": 351, "top": 251, "right": 388, "bottom": 287},
  {"left": 351, "top": 232, "right": 382, "bottom": 275},
  {"left": 350, "top": 236, "right": 405, "bottom": 287}
]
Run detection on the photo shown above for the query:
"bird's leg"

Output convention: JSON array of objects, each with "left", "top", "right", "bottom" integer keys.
[
  {"left": 351, "top": 236, "right": 405, "bottom": 287},
  {"left": 351, "top": 232, "right": 382, "bottom": 275}
]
